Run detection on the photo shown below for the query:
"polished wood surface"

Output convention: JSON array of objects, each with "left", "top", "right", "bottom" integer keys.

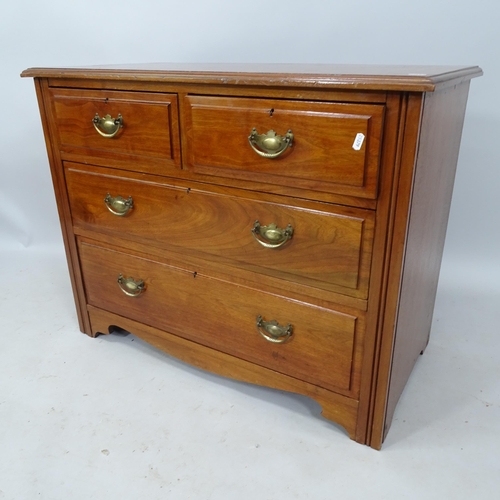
[
  {"left": 22, "top": 63, "right": 483, "bottom": 91},
  {"left": 367, "top": 93, "right": 426, "bottom": 448},
  {"left": 65, "top": 162, "right": 374, "bottom": 298},
  {"left": 87, "top": 305, "right": 360, "bottom": 439},
  {"left": 79, "top": 238, "right": 362, "bottom": 395},
  {"left": 380, "top": 81, "right": 473, "bottom": 444},
  {"left": 24, "top": 63, "right": 481, "bottom": 449},
  {"left": 184, "top": 96, "right": 383, "bottom": 199},
  {"left": 49, "top": 88, "right": 181, "bottom": 169}
]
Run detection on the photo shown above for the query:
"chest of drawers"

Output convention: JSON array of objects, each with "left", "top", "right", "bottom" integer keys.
[{"left": 22, "top": 63, "right": 482, "bottom": 449}]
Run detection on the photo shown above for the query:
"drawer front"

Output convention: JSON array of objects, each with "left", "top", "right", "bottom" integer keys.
[
  {"left": 79, "top": 240, "right": 360, "bottom": 393},
  {"left": 49, "top": 88, "right": 181, "bottom": 169},
  {"left": 66, "top": 164, "right": 374, "bottom": 299},
  {"left": 184, "top": 96, "right": 384, "bottom": 199}
]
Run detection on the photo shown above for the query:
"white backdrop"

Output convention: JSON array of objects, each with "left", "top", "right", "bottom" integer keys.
[
  {"left": 1, "top": 2, "right": 499, "bottom": 496},
  {"left": 1, "top": 0, "right": 499, "bottom": 270}
]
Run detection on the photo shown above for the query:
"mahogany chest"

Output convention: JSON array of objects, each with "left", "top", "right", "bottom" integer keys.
[{"left": 22, "top": 63, "right": 482, "bottom": 448}]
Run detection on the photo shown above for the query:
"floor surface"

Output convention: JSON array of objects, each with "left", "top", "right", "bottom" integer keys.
[{"left": 0, "top": 245, "right": 499, "bottom": 499}]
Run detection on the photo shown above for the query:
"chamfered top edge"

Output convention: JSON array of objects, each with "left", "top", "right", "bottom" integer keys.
[{"left": 21, "top": 63, "right": 483, "bottom": 92}]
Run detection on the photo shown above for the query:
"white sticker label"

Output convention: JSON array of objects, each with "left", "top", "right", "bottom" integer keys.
[{"left": 352, "top": 133, "right": 365, "bottom": 151}]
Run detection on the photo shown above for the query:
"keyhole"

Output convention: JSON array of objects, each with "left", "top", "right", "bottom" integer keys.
[{"left": 269, "top": 108, "right": 274, "bottom": 117}]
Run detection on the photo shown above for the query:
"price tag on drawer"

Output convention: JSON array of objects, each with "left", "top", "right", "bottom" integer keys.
[{"left": 352, "top": 133, "right": 365, "bottom": 151}]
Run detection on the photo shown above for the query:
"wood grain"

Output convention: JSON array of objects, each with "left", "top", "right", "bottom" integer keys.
[
  {"left": 367, "top": 93, "right": 425, "bottom": 449},
  {"left": 87, "top": 304, "right": 360, "bottom": 440},
  {"left": 66, "top": 162, "right": 374, "bottom": 299},
  {"left": 21, "top": 63, "right": 483, "bottom": 92},
  {"left": 184, "top": 96, "right": 384, "bottom": 200},
  {"left": 34, "top": 79, "right": 93, "bottom": 335},
  {"left": 368, "top": 82, "right": 473, "bottom": 448},
  {"left": 24, "top": 64, "right": 482, "bottom": 449},
  {"left": 49, "top": 88, "right": 181, "bottom": 170},
  {"left": 354, "top": 92, "right": 406, "bottom": 444},
  {"left": 79, "top": 238, "right": 364, "bottom": 396},
  {"left": 382, "top": 81, "right": 472, "bottom": 440}
]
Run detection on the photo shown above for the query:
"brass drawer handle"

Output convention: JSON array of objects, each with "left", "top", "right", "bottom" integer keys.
[
  {"left": 92, "top": 112, "right": 123, "bottom": 138},
  {"left": 104, "top": 193, "right": 134, "bottom": 217},
  {"left": 256, "top": 315, "right": 293, "bottom": 344},
  {"left": 117, "top": 274, "right": 145, "bottom": 297},
  {"left": 248, "top": 128, "right": 293, "bottom": 158},
  {"left": 251, "top": 220, "right": 293, "bottom": 248}
]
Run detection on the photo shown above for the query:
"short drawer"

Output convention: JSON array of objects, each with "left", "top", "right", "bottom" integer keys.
[
  {"left": 184, "top": 96, "right": 384, "bottom": 199},
  {"left": 79, "top": 240, "right": 362, "bottom": 394},
  {"left": 48, "top": 88, "right": 181, "bottom": 170},
  {"left": 66, "top": 163, "right": 374, "bottom": 299}
]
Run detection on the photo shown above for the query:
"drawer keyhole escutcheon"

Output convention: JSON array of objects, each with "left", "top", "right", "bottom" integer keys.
[
  {"left": 251, "top": 220, "right": 293, "bottom": 248},
  {"left": 248, "top": 128, "right": 293, "bottom": 158},
  {"left": 117, "top": 274, "right": 145, "bottom": 297},
  {"left": 256, "top": 315, "right": 293, "bottom": 344},
  {"left": 92, "top": 112, "right": 123, "bottom": 138},
  {"left": 104, "top": 193, "right": 134, "bottom": 217}
]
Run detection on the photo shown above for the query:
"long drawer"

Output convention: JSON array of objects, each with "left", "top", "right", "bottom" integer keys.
[
  {"left": 66, "top": 163, "right": 374, "bottom": 299},
  {"left": 184, "top": 95, "right": 385, "bottom": 199},
  {"left": 79, "top": 239, "right": 362, "bottom": 394}
]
